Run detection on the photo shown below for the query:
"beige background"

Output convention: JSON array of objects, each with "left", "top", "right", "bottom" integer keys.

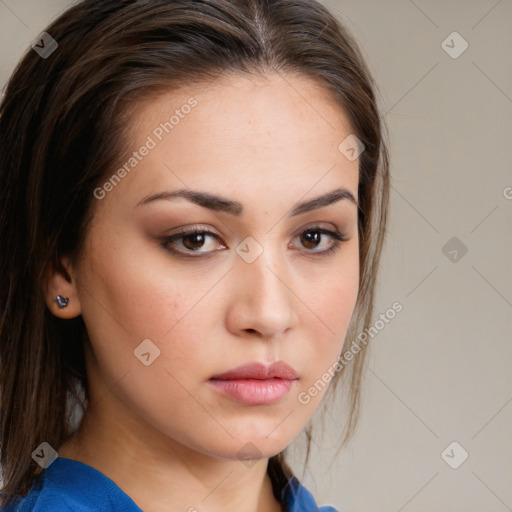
[{"left": 1, "top": 1, "right": 511, "bottom": 511}]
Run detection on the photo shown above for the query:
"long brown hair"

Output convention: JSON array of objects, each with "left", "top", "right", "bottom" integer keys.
[{"left": 0, "top": 0, "right": 389, "bottom": 506}]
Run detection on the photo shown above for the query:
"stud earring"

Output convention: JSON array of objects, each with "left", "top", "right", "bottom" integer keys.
[{"left": 53, "top": 295, "right": 70, "bottom": 309}]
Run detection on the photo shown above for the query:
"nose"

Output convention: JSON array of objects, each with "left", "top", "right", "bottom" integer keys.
[{"left": 225, "top": 242, "right": 299, "bottom": 339}]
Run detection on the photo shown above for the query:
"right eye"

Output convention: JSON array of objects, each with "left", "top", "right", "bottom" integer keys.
[{"left": 160, "top": 227, "right": 227, "bottom": 257}]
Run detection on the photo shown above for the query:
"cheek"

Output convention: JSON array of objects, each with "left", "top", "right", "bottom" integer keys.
[
  {"left": 311, "top": 282, "right": 359, "bottom": 362},
  {"left": 81, "top": 227, "right": 194, "bottom": 334},
  {"left": 77, "top": 241, "right": 222, "bottom": 430},
  {"left": 306, "top": 245, "right": 359, "bottom": 328},
  {"left": 299, "top": 252, "right": 360, "bottom": 381},
  {"left": 78, "top": 232, "right": 226, "bottom": 379}
]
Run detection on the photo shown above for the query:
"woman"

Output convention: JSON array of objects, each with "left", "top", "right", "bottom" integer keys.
[{"left": 0, "top": 0, "right": 389, "bottom": 510}]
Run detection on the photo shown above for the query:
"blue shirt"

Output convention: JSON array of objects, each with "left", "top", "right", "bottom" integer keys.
[{"left": 2, "top": 457, "right": 339, "bottom": 512}]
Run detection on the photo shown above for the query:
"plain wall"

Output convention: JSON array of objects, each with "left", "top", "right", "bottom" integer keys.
[{"left": 1, "top": 1, "right": 511, "bottom": 511}]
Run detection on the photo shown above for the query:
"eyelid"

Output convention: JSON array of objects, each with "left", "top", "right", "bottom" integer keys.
[{"left": 165, "top": 225, "right": 221, "bottom": 237}]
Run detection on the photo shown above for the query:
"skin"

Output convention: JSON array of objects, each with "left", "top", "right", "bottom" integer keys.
[{"left": 44, "top": 72, "right": 360, "bottom": 512}]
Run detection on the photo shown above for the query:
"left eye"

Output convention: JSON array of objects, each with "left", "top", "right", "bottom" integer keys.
[
  {"left": 294, "top": 228, "right": 345, "bottom": 252},
  {"left": 160, "top": 226, "right": 348, "bottom": 257}
]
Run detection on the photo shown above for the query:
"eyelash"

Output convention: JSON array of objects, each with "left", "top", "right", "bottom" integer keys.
[{"left": 159, "top": 226, "right": 349, "bottom": 258}]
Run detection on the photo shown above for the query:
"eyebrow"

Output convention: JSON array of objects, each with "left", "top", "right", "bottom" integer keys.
[{"left": 135, "top": 187, "right": 358, "bottom": 216}]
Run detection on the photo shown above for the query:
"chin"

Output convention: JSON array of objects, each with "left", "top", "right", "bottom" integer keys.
[{"left": 192, "top": 430, "right": 292, "bottom": 463}]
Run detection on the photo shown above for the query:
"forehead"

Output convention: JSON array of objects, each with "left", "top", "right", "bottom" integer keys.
[
  {"left": 132, "top": 71, "right": 353, "bottom": 143},
  {"left": 96, "top": 72, "right": 359, "bottom": 216}
]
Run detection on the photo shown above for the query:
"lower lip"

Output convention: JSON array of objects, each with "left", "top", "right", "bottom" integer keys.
[{"left": 208, "top": 378, "right": 296, "bottom": 405}]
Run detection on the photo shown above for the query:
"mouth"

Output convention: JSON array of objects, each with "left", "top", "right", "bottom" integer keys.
[{"left": 208, "top": 361, "right": 298, "bottom": 405}]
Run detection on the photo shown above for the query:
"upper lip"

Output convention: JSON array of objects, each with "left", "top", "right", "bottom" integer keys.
[{"left": 210, "top": 361, "right": 298, "bottom": 380}]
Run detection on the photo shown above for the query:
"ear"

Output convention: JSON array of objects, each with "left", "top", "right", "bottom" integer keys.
[{"left": 43, "top": 254, "right": 82, "bottom": 319}]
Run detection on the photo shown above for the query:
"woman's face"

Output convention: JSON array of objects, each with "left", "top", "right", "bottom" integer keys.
[{"left": 67, "top": 72, "right": 360, "bottom": 462}]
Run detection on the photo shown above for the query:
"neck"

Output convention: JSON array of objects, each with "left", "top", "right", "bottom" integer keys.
[{"left": 59, "top": 402, "right": 284, "bottom": 512}]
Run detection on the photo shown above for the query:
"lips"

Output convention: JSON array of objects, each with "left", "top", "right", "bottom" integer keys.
[
  {"left": 208, "top": 361, "right": 298, "bottom": 405},
  {"left": 210, "top": 361, "right": 298, "bottom": 381}
]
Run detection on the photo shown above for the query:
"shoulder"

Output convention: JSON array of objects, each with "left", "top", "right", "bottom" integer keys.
[
  {"left": 1, "top": 479, "right": 78, "bottom": 512},
  {"left": 282, "top": 476, "right": 341, "bottom": 512},
  {"left": 0, "top": 458, "right": 141, "bottom": 512}
]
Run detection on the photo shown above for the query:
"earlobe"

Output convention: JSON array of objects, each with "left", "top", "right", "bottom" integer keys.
[
  {"left": 53, "top": 295, "right": 70, "bottom": 309},
  {"left": 43, "top": 255, "right": 82, "bottom": 319}
]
